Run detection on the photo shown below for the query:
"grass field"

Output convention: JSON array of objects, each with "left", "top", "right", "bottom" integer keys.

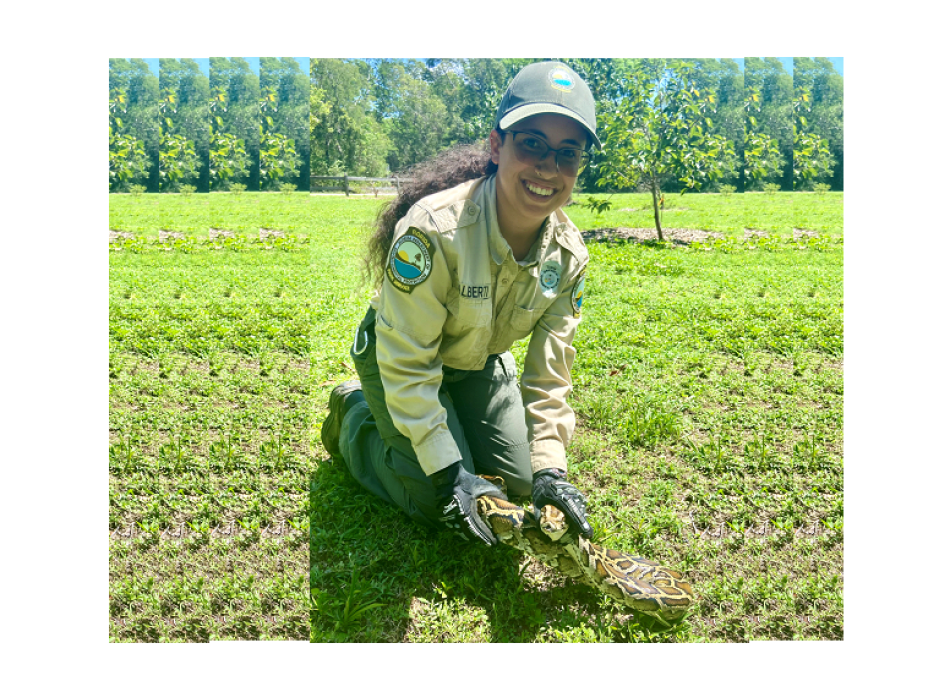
[
  {"left": 109, "top": 193, "right": 312, "bottom": 641},
  {"left": 311, "top": 191, "right": 843, "bottom": 642},
  {"left": 110, "top": 189, "right": 843, "bottom": 642}
]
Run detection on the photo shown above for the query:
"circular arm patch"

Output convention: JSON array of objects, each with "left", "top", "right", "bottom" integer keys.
[{"left": 387, "top": 228, "right": 434, "bottom": 294}]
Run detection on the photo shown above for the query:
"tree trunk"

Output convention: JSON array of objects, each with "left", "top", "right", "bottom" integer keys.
[{"left": 651, "top": 181, "right": 664, "bottom": 241}]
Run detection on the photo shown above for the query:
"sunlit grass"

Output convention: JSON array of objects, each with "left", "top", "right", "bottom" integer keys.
[{"left": 311, "top": 192, "right": 843, "bottom": 642}]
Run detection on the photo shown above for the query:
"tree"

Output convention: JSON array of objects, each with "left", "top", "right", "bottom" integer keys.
[
  {"left": 158, "top": 83, "right": 201, "bottom": 192},
  {"left": 109, "top": 59, "right": 159, "bottom": 191},
  {"left": 309, "top": 58, "right": 391, "bottom": 177},
  {"left": 259, "top": 85, "right": 302, "bottom": 190},
  {"left": 743, "top": 86, "right": 785, "bottom": 189},
  {"left": 210, "top": 58, "right": 260, "bottom": 190},
  {"left": 794, "top": 58, "right": 843, "bottom": 190},
  {"left": 209, "top": 131, "right": 251, "bottom": 190},
  {"left": 792, "top": 86, "right": 836, "bottom": 189},
  {"left": 159, "top": 59, "right": 210, "bottom": 191},
  {"left": 597, "top": 60, "right": 736, "bottom": 240},
  {"left": 372, "top": 60, "right": 449, "bottom": 172},
  {"left": 261, "top": 58, "right": 310, "bottom": 190},
  {"left": 159, "top": 132, "right": 200, "bottom": 191},
  {"left": 743, "top": 58, "right": 794, "bottom": 190},
  {"left": 682, "top": 58, "right": 744, "bottom": 189},
  {"left": 109, "top": 89, "right": 149, "bottom": 191}
]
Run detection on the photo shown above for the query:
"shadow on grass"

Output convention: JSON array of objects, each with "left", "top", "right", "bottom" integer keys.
[{"left": 310, "top": 459, "right": 684, "bottom": 643}]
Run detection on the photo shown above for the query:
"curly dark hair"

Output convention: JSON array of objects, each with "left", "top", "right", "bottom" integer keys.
[{"left": 363, "top": 140, "right": 499, "bottom": 289}]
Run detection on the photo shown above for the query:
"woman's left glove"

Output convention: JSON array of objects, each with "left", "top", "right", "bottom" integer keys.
[{"left": 532, "top": 468, "right": 594, "bottom": 539}]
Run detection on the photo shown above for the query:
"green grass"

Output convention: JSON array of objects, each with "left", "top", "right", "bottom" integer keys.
[
  {"left": 110, "top": 190, "right": 843, "bottom": 642},
  {"left": 109, "top": 195, "right": 312, "bottom": 641},
  {"left": 566, "top": 191, "right": 844, "bottom": 236},
  {"left": 110, "top": 193, "right": 159, "bottom": 236},
  {"left": 310, "top": 191, "right": 843, "bottom": 642}
]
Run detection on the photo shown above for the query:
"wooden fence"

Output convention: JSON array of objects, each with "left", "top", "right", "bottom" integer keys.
[{"left": 310, "top": 174, "right": 413, "bottom": 196}]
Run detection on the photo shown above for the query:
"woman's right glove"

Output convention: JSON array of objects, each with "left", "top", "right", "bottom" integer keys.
[
  {"left": 431, "top": 462, "right": 498, "bottom": 547},
  {"left": 532, "top": 468, "right": 595, "bottom": 539}
]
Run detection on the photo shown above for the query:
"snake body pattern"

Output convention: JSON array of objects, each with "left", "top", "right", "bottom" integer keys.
[{"left": 476, "top": 493, "right": 695, "bottom": 623}]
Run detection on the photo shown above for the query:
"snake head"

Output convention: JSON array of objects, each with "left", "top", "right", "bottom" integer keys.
[{"left": 537, "top": 505, "right": 570, "bottom": 541}]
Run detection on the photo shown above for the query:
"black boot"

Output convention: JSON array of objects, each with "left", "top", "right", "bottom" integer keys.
[{"left": 320, "top": 380, "right": 363, "bottom": 460}]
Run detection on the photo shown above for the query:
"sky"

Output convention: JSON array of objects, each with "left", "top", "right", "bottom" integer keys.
[{"left": 134, "top": 57, "right": 843, "bottom": 78}]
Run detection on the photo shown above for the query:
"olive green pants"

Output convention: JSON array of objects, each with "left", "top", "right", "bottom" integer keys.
[{"left": 338, "top": 307, "right": 532, "bottom": 528}]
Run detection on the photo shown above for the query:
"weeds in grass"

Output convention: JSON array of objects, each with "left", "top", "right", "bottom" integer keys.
[
  {"left": 623, "top": 396, "right": 682, "bottom": 448},
  {"left": 311, "top": 568, "right": 385, "bottom": 635}
]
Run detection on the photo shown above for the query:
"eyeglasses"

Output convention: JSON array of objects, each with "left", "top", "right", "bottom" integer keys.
[{"left": 503, "top": 130, "right": 591, "bottom": 177}]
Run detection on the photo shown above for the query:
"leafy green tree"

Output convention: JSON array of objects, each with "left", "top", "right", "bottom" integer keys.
[
  {"left": 794, "top": 58, "right": 843, "bottom": 189},
  {"left": 210, "top": 58, "right": 260, "bottom": 189},
  {"left": 159, "top": 59, "right": 209, "bottom": 191},
  {"left": 159, "top": 132, "right": 200, "bottom": 191},
  {"left": 310, "top": 58, "right": 391, "bottom": 177},
  {"left": 597, "top": 60, "right": 736, "bottom": 240},
  {"left": 158, "top": 86, "right": 201, "bottom": 191},
  {"left": 260, "top": 58, "right": 310, "bottom": 190},
  {"left": 209, "top": 132, "right": 251, "bottom": 190},
  {"left": 744, "top": 58, "right": 794, "bottom": 190},
  {"left": 743, "top": 86, "right": 785, "bottom": 189},
  {"left": 422, "top": 59, "right": 531, "bottom": 144},
  {"left": 109, "top": 59, "right": 159, "bottom": 191},
  {"left": 743, "top": 132, "right": 784, "bottom": 190},
  {"left": 259, "top": 131, "right": 300, "bottom": 190},
  {"left": 372, "top": 60, "right": 449, "bottom": 172},
  {"left": 793, "top": 86, "right": 836, "bottom": 189},
  {"left": 109, "top": 88, "right": 150, "bottom": 191},
  {"left": 680, "top": 58, "right": 744, "bottom": 189}
]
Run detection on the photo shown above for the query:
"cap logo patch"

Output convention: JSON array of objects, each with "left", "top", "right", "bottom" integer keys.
[
  {"left": 387, "top": 228, "right": 433, "bottom": 294},
  {"left": 549, "top": 68, "right": 575, "bottom": 92}
]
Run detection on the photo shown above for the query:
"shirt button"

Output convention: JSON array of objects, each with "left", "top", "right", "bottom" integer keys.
[
  {"left": 467, "top": 205, "right": 476, "bottom": 215},
  {"left": 501, "top": 278, "right": 509, "bottom": 285}
]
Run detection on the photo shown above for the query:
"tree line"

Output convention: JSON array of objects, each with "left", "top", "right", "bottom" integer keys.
[{"left": 109, "top": 57, "right": 842, "bottom": 194}]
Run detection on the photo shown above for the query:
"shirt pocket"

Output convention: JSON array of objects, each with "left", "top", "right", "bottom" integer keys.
[
  {"left": 510, "top": 305, "right": 546, "bottom": 335},
  {"left": 458, "top": 298, "right": 492, "bottom": 328}
]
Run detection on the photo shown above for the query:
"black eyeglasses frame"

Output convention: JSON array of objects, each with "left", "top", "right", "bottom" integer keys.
[{"left": 500, "top": 130, "right": 592, "bottom": 176}]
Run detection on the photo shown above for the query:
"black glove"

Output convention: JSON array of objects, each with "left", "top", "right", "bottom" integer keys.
[
  {"left": 431, "top": 462, "right": 498, "bottom": 547},
  {"left": 532, "top": 468, "right": 594, "bottom": 539}
]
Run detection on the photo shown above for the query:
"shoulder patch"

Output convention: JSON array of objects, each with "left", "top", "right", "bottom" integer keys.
[
  {"left": 571, "top": 271, "right": 586, "bottom": 318},
  {"left": 387, "top": 228, "right": 434, "bottom": 294}
]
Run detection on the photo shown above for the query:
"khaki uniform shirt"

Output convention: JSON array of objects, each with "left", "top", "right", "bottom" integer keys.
[{"left": 370, "top": 175, "right": 588, "bottom": 477}]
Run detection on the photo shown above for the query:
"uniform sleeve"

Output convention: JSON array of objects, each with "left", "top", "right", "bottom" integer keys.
[
  {"left": 521, "top": 268, "right": 585, "bottom": 474},
  {"left": 374, "top": 213, "right": 461, "bottom": 476}
]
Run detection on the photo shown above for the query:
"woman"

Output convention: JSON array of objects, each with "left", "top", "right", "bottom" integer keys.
[{"left": 322, "top": 61, "right": 599, "bottom": 547}]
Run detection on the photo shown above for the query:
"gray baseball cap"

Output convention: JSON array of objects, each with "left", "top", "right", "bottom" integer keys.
[{"left": 494, "top": 61, "right": 601, "bottom": 150}]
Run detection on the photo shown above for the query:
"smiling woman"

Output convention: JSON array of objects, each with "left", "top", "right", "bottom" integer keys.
[
  {"left": 317, "top": 60, "right": 698, "bottom": 625},
  {"left": 322, "top": 61, "right": 600, "bottom": 540}
]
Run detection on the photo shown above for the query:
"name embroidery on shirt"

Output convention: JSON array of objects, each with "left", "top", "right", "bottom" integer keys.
[
  {"left": 387, "top": 228, "right": 434, "bottom": 294},
  {"left": 459, "top": 284, "right": 490, "bottom": 299}
]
